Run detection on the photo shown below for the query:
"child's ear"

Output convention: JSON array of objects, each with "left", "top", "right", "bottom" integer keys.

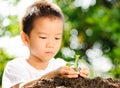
[{"left": 21, "top": 31, "right": 29, "bottom": 46}]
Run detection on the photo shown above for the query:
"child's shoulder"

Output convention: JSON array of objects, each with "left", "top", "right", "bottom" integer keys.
[{"left": 6, "top": 57, "right": 26, "bottom": 67}]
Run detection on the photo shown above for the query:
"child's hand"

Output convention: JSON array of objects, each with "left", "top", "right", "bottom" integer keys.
[
  {"left": 21, "top": 66, "right": 89, "bottom": 88},
  {"left": 41, "top": 66, "right": 89, "bottom": 79},
  {"left": 56, "top": 66, "right": 79, "bottom": 78},
  {"left": 79, "top": 67, "right": 89, "bottom": 78},
  {"left": 55, "top": 66, "right": 89, "bottom": 78}
]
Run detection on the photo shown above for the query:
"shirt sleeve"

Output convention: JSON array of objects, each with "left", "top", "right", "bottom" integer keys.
[{"left": 2, "top": 60, "right": 28, "bottom": 88}]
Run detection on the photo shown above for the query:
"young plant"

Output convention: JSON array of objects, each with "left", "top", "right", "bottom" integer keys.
[{"left": 66, "top": 55, "right": 81, "bottom": 71}]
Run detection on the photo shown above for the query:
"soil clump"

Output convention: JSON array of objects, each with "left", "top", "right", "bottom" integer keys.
[{"left": 26, "top": 76, "right": 120, "bottom": 88}]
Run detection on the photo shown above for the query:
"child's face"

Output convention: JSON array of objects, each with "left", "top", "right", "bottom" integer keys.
[{"left": 27, "top": 17, "right": 63, "bottom": 62}]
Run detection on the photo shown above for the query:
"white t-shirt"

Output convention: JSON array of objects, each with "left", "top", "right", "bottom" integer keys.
[{"left": 2, "top": 57, "right": 66, "bottom": 88}]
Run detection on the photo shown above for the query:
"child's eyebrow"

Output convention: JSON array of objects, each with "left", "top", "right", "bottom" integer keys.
[
  {"left": 37, "top": 32, "right": 47, "bottom": 35},
  {"left": 37, "top": 32, "right": 62, "bottom": 35},
  {"left": 55, "top": 33, "right": 62, "bottom": 35}
]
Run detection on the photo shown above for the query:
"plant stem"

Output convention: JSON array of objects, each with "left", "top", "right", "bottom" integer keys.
[{"left": 74, "top": 55, "right": 80, "bottom": 71}]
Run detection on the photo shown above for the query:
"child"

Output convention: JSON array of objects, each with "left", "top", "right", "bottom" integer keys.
[{"left": 2, "top": 1, "right": 88, "bottom": 88}]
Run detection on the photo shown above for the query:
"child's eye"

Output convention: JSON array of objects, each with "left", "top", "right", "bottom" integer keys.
[
  {"left": 55, "top": 38, "right": 61, "bottom": 40},
  {"left": 39, "top": 37, "right": 47, "bottom": 39}
]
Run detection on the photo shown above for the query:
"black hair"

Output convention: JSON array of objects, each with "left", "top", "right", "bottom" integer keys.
[{"left": 21, "top": 1, "right": 64, "bottom": 36}]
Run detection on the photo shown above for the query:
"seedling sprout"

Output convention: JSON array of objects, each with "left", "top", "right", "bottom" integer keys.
[{"left": 66, "top": 54, "right": 81, "bottom": 71}]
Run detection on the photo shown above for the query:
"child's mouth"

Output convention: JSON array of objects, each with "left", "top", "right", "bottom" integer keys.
[{"left": 45, "top": 52, "right": 54, "bottom": 55}]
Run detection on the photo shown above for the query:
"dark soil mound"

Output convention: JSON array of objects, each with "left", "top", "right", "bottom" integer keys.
[{"left": 26, "top": 76, "right": 120, "bottom": 88}]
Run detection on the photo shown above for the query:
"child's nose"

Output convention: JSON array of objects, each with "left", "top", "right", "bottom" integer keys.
[
  {"left": 46, "top": 39, "right": 54, "bottom": 48},
  {"left": 46, "top": 43, "right": 54, "bottom": 48}
]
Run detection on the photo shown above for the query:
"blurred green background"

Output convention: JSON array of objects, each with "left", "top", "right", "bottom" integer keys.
[{"left": 0, "top": 0, "right": 120, "bottom": 87}]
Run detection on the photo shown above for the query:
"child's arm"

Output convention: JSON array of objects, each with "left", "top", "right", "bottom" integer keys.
[
  {"left": 41, "top": 66, "right": 80, "bottom": 79},
  {"left": 11, "top": 66, "right": 88, "bottom": 88},
  {"left": 19, "top": 66, "right": 79, "bottom": 87}
]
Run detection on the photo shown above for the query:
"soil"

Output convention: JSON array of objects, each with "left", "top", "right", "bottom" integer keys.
[{"left": 25, "top": 76, "right": 120, "bottom": 88}]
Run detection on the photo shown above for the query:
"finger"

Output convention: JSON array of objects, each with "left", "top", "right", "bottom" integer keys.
[
  {"left": 79, "top": 73, "right": 88, "bottom": 78},
  {"left": 59, "top": 66, "right": 79, "bottom": 78},
  {"left": 80, "top": 71, "right": 88, "bottom": 76},
  {"left": 62, "top": 66, "right": 78, "bottom": 74},
  {"left": 64, "top": 66, "right": 76, "bottom": 71},
  {"left": 62, "top": 74, "right": 78, "bottom": 78},
  {"left": 80, "top": 67, "right": 89, "bottom": 74},
  {"left": 63, "top": 69, "right": 79, "bottom": 75},
  {"left": 79, "top": 67, "right": 89, "bottom": 78},
  {"left": 60, "top": 68, "right": 79, "bottom": 78}
]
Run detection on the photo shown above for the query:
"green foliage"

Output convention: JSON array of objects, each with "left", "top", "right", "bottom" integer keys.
[
  {"left": 56, "top": 0, "right": 120, "bottom": 78},
  {"left": 0, "top": 0, "right": 120, "bottom": 87},
  {"left": 0, "top": 48, "right": 15, "bottom": 86},
  {"left": 66, "top": 55, "right": 81, "bottom": 71},
  {"left": 0, "top": 15, "right": 20, "bottom": 37}
]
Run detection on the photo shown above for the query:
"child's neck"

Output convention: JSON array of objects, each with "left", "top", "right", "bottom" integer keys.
[{"left": 27, "top": 56, "right": 49, "bottom": 70}]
